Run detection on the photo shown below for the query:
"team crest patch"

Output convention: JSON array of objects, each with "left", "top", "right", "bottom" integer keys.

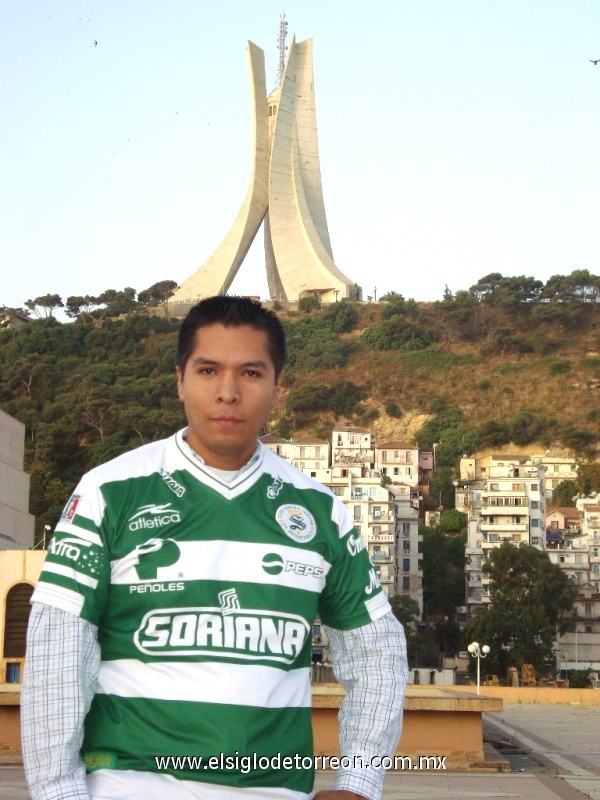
[
  {"left": 276, "top": 505, "right": 317, "bottom": 543},
  {"left": 60, "top": 494, "right": 82, "bottom": 523}
]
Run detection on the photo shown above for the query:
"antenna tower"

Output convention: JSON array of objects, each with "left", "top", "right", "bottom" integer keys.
[{"left": 274, "top": 13, "right": 288, "bottom": 89}]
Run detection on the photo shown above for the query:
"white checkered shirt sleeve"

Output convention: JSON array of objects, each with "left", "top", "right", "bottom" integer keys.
[
  {"left": 21, "top": 602, "right": 100, "bottom": 800},
  {"left": 325, "top": 611, "right": 408, "bottom": 800}
]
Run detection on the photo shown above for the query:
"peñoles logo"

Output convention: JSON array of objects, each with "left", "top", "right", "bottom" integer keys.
[{"left": 128, "top": 503, "right": 181, "bottom": 532}]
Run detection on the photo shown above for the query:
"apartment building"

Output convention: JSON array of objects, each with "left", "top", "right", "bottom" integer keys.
[
  {"left": 458, "top": 454, "right": 546, "bottom": 609},
  {"left": 390, "top": 484, "right": 423, "bottom": 614},
  {"left": 0, "top": 410, "right": 35, "bottom": 549},
  {"left": 550, "top": 495, "right": 600, "bottom": 670},
  {"left": 535, "top": 454, "right": 578, "bottom": 503},
  {"left": 375, "top": 441, "right": 419, "bottom": 487},
  {"left": 332, "top": 427, "right": 375, "bottom": 469}
]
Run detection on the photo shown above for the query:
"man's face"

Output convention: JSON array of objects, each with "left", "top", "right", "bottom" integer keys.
[{"left": 176, "top": 323, "right": 282, "bottom": 470}]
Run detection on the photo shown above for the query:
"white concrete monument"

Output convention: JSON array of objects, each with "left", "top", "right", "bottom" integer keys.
[{"left": 171, "top": 17, "right": 361, "bottom": 306}]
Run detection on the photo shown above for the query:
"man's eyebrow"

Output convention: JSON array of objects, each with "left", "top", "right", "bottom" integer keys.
[{"left": 190, "top": 357, "right": 270, "bottom": 369}]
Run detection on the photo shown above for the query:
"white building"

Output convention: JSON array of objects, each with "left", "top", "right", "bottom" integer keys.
[
  {"left": 375, "top": 441, "right": 419, "bottom": 487},
  {"left": 390, "top": 484, "right": 423, "bottom": 614},
  {"left": 458, "top": 454, "right": 546, "bottom": 609},
  {"left": 332, "top": 427, "right": 375, "bottom": 469},
  {"left": 260, "top": 435, "right": 330, "bottom": 474},
  {"left": 535, "top": 453, "right": 578, "bottom": 503},
  {"left": 0, "top": 410, "right": 35, "bottom": 549},
  {"left": 550, "top": 497, "right": 600, "bottom": 671}
]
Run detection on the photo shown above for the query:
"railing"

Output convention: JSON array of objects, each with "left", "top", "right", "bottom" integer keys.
[{"left": 371, "top": 551, "right": 391, "bottom": 561}]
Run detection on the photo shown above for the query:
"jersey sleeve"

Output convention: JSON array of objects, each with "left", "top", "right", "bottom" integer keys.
[
  {"left": 318, "top": 496, "right": 391, "bottom": 630},
  {"left": 31, "top": 473, "right": 110, "bottom": 626}
]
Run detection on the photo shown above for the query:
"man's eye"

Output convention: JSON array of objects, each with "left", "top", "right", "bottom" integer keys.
[
  {"left": 198, "top": 368, "right": 214, "bottom": 375},
  {"left": 245, "top": 370, "right": 261, "bottom": 378}
]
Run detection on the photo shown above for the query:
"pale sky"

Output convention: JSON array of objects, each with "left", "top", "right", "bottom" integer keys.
[{"left": 1, "top": 0, "right": 599, "bottom": 312}]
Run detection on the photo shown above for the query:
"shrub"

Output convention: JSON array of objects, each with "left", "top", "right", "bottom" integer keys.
[
  {"left": 362, "top": 316, "right": 435, "bottom": 351},
  {"left": 478, "top": 419, "right": 510, "bottom": 448},
  {"left": 286, "top": 384, "right": 330, "bottom": 413},
  {"left": 385, "top": 401, "right": 403, "bottom": 418},
  {"left": 548, "top": 360, "right": 571, "bottom": 375},
  {"left": 508, "top": 411, "right": 544, "bottom": 446},
  {"left": 298, "top": 296, "right": 320, "bottom": 313},
  {"left": 478, "top": 379, "right": 491, "bottom": 391}
]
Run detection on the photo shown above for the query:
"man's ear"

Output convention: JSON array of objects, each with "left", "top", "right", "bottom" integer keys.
[{"left": 175, "top": 366, "right": 184, "bottom": 402}]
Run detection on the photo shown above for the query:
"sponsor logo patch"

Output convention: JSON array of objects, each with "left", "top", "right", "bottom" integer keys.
[
  {"left": 48, "top": 536, "right": 92, "bottom": 561},
  {"left": 60, "top": 494, "right": 82, "bottom": 523},
  {"left": 218, "top": 588, "right": 240, "bottom": 615},
  {"left": 160, "top": 469, "right": 186, "bottom": 497},
  {"left": 267, "top": 476, "right": 284, "bottom": 499},
  {"left": 134, "top": 605, "right": 310, "bottom": 663},
  {"left": 347, "top": 532, "right": 366, "bottom": 557},
  {"left": 275, "top": 505, "right": 317, "bottom": 544},
  {"left": 261, "top": 552, "right": 324, "bottom": 579},
  {"left": 128, "top": 503, "right": 181, "bottom": 532},
  {"left": 133, "top": 538, "right": 181, "bottom": 580}
]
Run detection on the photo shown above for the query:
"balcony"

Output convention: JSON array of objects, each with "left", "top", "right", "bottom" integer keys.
[
  {"left": 368, "top": 533, "right": 395, "bottom": 543},
  {"left": 369, "top": 512, "right": 395, "bottom": 523},
  {"left": 481, "top": 523, "right": 528, "bottom": 532},
  {"left": 372, "top": 555, "right": 393, "bottom": 565}
]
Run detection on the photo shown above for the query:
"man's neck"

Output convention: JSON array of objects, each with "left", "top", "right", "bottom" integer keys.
[{"left": 182, "top": 431, "right": 259, "bottom": 472}]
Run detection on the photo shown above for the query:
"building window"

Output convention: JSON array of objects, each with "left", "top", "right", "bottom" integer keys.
[
  {"left": 531, "top": 501, "right": 539, "bottom": 509},
  {"left": 354, "top": 506, "right": 361, "bottom": 521},
  {"left": 403, "top": 541, "right": 410, "bottom": 552},
  {"left": 585, "top": 603, "right": 592, "bottom": 616},
  {"left": 531, "top": 484, "right": 539, "bottom": 491},
  {"left": 381, "top": 452, "right": 387, "bottom": 463},
  {"left": 403, "top": 577, "right": 410, "bottom": 591},
  {"left": 403, "top": 559, "right": 410, "bottom": 572},
  {"left": 403, "top": 522, "right": 410, "bottom": 536},
  {"left": 394, "top": 467, "right": 399, "bottom": 475},
  {"left": 531, "top": 519, "right": 539, "bottom": 527}
]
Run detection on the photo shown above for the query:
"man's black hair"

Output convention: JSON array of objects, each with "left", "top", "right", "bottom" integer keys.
[{"left": 177, "top": 295, "right": 286, "bottom": 377}]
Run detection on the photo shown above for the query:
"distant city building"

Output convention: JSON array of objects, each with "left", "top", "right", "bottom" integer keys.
[
  {"left": 332, "top": 427, "right": 375, "bottom": 469},
  {"left": 458, "top": 454, "right": 546, "bottom": 609},
  {"left": 375, "top": 441, "right": 419, "bottom": 487},
  {"left": 261, "top": 426, "right": 424, "bottom": 614},
  {"left": 0, "top": 410, "right": 35, "bottom": 550}
]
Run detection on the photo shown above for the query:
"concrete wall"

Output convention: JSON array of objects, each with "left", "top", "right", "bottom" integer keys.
[
  {"left": 0, "top": 411, "right": 35, "bottom": 548},
  {"left": 450, "top": 684, "right": 600, "bottom": 705}
]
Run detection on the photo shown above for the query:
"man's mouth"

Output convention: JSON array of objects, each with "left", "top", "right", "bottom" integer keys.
[{"left": 212, "top": 416, "right": 243, "bottom": 427}]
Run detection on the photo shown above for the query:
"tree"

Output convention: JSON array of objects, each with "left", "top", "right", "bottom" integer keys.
[
  {"left": 389, "top": 594, "right": 420, "bottom": 630},
  {"left": 138, "top": 280, "right": 177, "bottom": 319},
  {"left": 25, "top": 294, "right": 64, "bottom": 318},
  {"left": 298, "top": 296, "right": 320, "bottom": 313},
  {"left": 576, "top": 462, "right": 600, "bottom": 495},
  {"left": 465, "top": 543, "right": 578, "bottom": 676},
  {"left": 438, "top": 509, "right": 467, "bottom": 534},
  {"left": 421, "top": 527, "right": 466, "bottom": 616},
  {"left": 551, "top": 481, "right": 577, "bottom": 507}
]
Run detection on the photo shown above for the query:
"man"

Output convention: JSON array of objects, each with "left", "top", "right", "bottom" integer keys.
[{"left": 22, "top": 296, "right": 407, "bottom": 800}]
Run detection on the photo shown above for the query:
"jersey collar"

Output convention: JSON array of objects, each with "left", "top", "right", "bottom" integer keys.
[{"left": 173, "top": 429, "right": 265, "bottom": 499}]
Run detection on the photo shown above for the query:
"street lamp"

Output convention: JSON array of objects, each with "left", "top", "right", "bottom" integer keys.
[{"left": 468, "top": 641, "right": 490, "bottom": 695}]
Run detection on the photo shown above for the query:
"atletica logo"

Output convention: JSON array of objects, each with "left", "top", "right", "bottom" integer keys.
[
  {"left": 128, "top": 503, "right": 181, "bottom": 531},
  {"left": 134, "top": 606, "right": 310, "bottom": 663},
  {"left": 261, "top": 553, "right": 324, "bottom": 579}
]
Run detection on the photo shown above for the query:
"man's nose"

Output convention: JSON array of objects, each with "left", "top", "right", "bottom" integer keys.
[{"left": 216, "top": 373, "right": 240, "bottom": 403}]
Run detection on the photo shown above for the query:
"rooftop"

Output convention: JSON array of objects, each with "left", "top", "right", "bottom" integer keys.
[{"left": 377, "top": 441, "right": 418, "bottom": 450}]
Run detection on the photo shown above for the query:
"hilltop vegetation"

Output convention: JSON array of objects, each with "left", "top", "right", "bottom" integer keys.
[{"left": 1, "top": 269, "right": 599, "bottom": 537}]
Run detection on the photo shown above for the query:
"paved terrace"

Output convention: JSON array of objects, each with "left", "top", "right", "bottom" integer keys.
[{"left": 3, "top": 703, "right": 600, "bottom": 800}]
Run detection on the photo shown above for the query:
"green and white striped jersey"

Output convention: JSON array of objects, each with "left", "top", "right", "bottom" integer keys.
[{"left": 32, "top": 429, "right": 391, "bottom": 796}]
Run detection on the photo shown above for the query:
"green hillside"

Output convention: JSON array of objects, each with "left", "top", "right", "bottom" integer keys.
[{"left": 1, "top": 270, "right": 598, "bottom": 537}]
